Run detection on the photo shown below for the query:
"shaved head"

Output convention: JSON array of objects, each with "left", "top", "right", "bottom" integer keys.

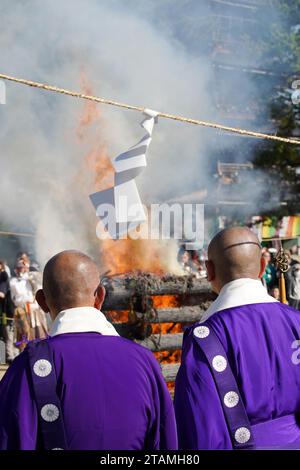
[
  {"left": 39, "top": 250, "right": 103, "bottom": 318},
  {"left": 206, "top": 227, "right": 264, "bottom": 293}
]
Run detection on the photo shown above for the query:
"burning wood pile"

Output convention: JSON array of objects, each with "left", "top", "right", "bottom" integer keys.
[
  {"left": 75, "top": 91, "right": 217, "bottom": 391},
  {"left": 102, "top": 273, "right": 216, "bottom": 392}
]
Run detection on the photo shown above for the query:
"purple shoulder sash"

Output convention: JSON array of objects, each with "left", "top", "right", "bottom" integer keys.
[
  {"left": 192, "top": 323, "right": 256, "bottom": 450},
  {"left": 26, "top": 340, "right": 68, "bottom": 450}
]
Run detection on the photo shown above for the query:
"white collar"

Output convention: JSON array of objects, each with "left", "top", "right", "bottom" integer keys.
[
  {"left": 201, "top": 278, "right": 278, "bottom": 323},
  {"left": 49, "top": 306, "right": 119, "bottom": 337}
]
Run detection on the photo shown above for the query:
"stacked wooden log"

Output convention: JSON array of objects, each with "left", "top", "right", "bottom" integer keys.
[{"left": 102, "top": 273, "right": 215, "bottom": 385}]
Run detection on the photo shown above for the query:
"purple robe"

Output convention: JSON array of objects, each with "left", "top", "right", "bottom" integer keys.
[
  {"left": 174, "top": 302, "right": 300, "bottom": 449},
  {"left": 0, "top": 333, "right": 177, "bottom": 450}
]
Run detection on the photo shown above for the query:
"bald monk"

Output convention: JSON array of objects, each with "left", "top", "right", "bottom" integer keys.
[
  {"left": 0, "top": 250, "right": 177, "bottom": 450},
  {"left": 174, "top": 227, "right": 300, "bottom": 449}
]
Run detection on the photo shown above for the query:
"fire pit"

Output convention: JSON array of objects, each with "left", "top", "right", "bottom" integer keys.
[{"left": 102, "top": 273, "right": 216, "bottom": 392}]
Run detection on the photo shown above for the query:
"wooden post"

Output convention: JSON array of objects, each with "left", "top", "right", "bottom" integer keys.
[
  {"left": 275, "top": 248, "right": 289, "bottom": 304},
  {"left": 279, "top": 272, "right": 288, "bottom": 305}
]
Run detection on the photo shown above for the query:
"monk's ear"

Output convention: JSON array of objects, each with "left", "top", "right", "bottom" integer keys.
[
  {"left": 205, "top": 259, "right": 215, "bottom": 282},
  {"left": 258, "top": 255, "right": 266, "bottom": 279},
  {"left": 36, "top": 289, "right": 50, "bottom": 313},
  {"left": 94, "top": 285, "right": 106, "bottom": 310}
]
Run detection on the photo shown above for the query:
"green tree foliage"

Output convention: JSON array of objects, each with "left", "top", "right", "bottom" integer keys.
[{"left": 254, "top": 0, "right": 300, "bottom": 213}]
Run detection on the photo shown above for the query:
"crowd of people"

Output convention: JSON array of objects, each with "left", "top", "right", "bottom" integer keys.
[
  {"left": 2, "top": 228, "right": 300, "bottom": 450},
  {"left": 261, "top": 246, "right": 300, "bottom": 307},
  {"left": 179, "top": 244, "right": 300, "bottom": 308},
  {"left": 178, "top": 248, "right": 207, "bottom": 278},
  {"left": 0, "top": 243, "right": 299, "bottom": 364},
  {"left": 0, "top": 253, "right": 50, "bottom": 363}
]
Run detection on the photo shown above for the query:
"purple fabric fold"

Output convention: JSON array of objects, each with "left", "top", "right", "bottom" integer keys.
[
  {"left": 175, "top": 302, "right": 300, "bottom": 449},
  {"left": 252, "top": 414, "right": 300, "bottom": 449},
  {"left": 0, "top": 333, "right": 178, "bottom": 450}
]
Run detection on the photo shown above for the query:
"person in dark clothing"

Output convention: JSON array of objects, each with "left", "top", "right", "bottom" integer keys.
[
  {"left": 0, "top": 260, "right": 11, "bottom": 320},
  {"left": 0, "top": 260, "right": 18, "bottom": 362},
  {"left": 286, "top": 263, "right": 300, "bottom": 310},
  {"left": 261, "top": 250, "right": 277, "bottom": 291}
]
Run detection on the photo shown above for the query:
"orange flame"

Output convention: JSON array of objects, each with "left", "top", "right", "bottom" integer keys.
[
  {"left": 100, "top": 238, "right": 172, "bottom": 275},
  {"left": 106, "top": 310, "right": 129, "bottom": 323},
  {"left": 78, "top": 74, "right": 114, "bottom": 193},
  {"left": 77, "top": 74, "right": 170, "bottom": 275},
  {"left": 154, "top": 350, "right": 181, "bottom": 364},
  {"left": 151, "top": 323, "right": 183, "bottom": 334},
  {"left": 152, "top": 295, "right": 180, "bottom": 309}
]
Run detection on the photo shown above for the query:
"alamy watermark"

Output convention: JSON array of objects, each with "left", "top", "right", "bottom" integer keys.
[
  {"left": 291, "top": 339, "right": 300, "bottom": 365},
  {"left": 95, "top": 199, "right": 205, "bottom": 249}
]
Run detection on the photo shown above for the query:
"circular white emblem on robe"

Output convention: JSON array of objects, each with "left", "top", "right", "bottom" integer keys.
[
  {"left": 33, "top": 359, "right": 52, "bottom": 378},
  {"left": 193, "top": 326, "right": 210, "bottom": 339},
  {"left": 224, "top": 391, "right": 239, "bottom": 408},
  {"left": 234, "top": 427, "right": 251, "bottom": 444},
  {"left": 41, "top": 404, "right": 60, "bottom": 422},
  {"left": 212, "top": 355, "right": 227, "bottom": 372}
]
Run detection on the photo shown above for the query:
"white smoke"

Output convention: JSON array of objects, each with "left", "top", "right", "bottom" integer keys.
[{"left": 0, "top": 0, "right": 274, "bottom": 267}]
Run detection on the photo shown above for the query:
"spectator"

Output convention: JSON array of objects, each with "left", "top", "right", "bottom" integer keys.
[
  {"left": 0, "top": 260, "right": 18, "bottom": 362},
  {"left": 179, "top": 250, "right": 193, "bottom": 274},
  {"left": 286, "top": 263, "right": 300, "bottom": 310},
  {"left": 270, "top": 286, "right": 280, "bottom": 301},
  {"left": 0, "top": 261, "right": 10, "bottom": 306},
  {"left": 262, "top": 250, "right": 277, "bottom": 291},
  {"left": 10, "top": 260, "right": 48, "bottom": 351},
  {"left": 190, "top": 251, "right": 207, "bottom": 278},
  {"left": 2, "top": 260, "right": 11, "bottom": 278},
  {"left": 16, "top": 252, "right": 30, "bottom": 272},
  {"left": 284, "top": 249, "right": 298, "bottom": 267},
  {"left": 290, "top": 244, "right": 300, "bottom": 259}
]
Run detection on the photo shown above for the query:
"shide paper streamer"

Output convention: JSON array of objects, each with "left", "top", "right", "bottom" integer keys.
[{"left": 89, "top": 109, "right": 159, "bottom": 239}]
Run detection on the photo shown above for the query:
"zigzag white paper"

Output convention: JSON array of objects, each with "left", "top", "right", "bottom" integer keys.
[{"left": 90, "top": 108, "right": 158, "bottom": 238}]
